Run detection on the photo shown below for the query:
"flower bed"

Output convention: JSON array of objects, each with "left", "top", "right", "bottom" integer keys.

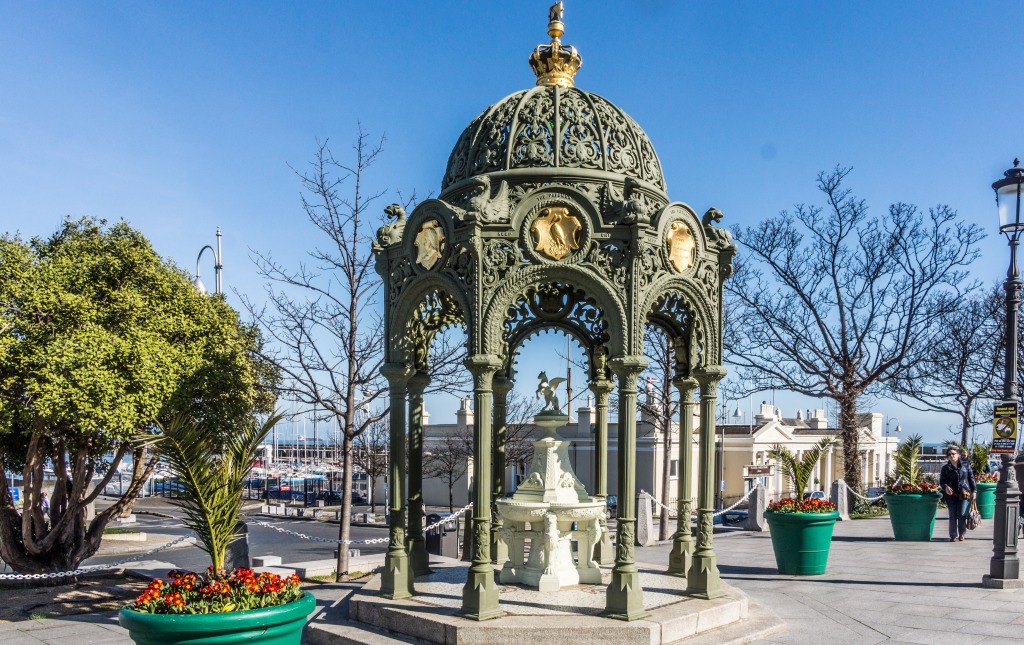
[
  {"left": 976, "top": 472, "right": 999, "bottom": 483},
  {"left": 131, "top": 568, "right": 302, "bottom": 615},
  {"left": 767, "top": 497, "right": 837, "bottom": 514},
  {"left": 885, "top": 481, "right": 939, "bottom": 495}
]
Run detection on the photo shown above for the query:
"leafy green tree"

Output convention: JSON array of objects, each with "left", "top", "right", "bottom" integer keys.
[{"left": 0, "top": 218, "right": 275, "bottom": 575}]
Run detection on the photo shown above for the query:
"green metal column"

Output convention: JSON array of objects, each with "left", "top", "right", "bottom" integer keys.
[
  {"left": 668, "top": 377, "right": 698, "bottom": 577},
  {"left": 491, "top": 373, "right": 512, "bottom": 565},
  {"left": 687, "top": 366, "right": 726, "bottom": 599},
  {"left": 460, "top": 354, "right": 505, "bottom": 621},
  {"left": 380, "top": 362, "right": 414, "bottom": 599},
  {"left": 605, "top": 356, "right": 650, "bottom": 621},
  {"left": 407, "top": 371, "right": 431, "bottom": 577},
  {"left": 591, "top": 378, "right": 615, "bottom": 565}
]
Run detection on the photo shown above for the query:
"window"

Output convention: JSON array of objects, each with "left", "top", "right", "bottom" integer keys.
[{"left": 670, "top": 459, "right": 678, "bottom": 477}]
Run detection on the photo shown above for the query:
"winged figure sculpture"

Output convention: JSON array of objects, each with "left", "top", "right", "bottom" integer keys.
[{"left": 536, "top": 371, "right": 567, "bottom": 412}]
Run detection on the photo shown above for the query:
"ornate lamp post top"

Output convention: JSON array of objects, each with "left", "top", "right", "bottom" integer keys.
[{"left": 994, "top": 158, "right": 1024, "bottom": 239}]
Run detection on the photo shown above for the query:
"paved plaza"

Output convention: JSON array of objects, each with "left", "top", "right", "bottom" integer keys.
[{"left": 2, "top": 512, "right": 1023, "bottom": 644}]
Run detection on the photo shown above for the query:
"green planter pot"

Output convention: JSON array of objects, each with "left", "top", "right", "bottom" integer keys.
[
  {"left": 764, "top": 511, "right": 839, "bottom": 575},
  {"left": 975, "top": 482, "right": 997, "bottom": 519},
  {"left": 118, "top": 591, "right": 315, "bottom": 645},
  {"left": 884, "top": 493, "right": 940, "bottom": 541}
]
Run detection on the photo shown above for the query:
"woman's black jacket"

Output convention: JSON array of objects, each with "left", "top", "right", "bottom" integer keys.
[{"left": 939, "top": 460, "right": 976, "bottom": 498}]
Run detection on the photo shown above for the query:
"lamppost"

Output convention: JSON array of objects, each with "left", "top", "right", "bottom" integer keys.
[
  {"left": 885, "top": 417, "right": 901, "bottom": 480},
  {"left": 193, "top": 227, "right": 223, "bottom": 295},
  {"left": 987, "top": 159, "right": 1024, "bottom": 587}
]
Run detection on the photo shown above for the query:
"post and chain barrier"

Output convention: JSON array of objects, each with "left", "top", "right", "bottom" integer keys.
[
  {"left": 640, "top": 484, "right": 760, "bottom": 519},
  {"left": 838, "top": 477, "right": 902, "bottom": 502},
  {"left": 249, "top": 501, "right": 474, "bottom": 545},
  {"left": 0, "top": 502, "right": 476, "bottom": 581},
  {"left": 0, "top": 533, "right": 196, "bottom": 581}
]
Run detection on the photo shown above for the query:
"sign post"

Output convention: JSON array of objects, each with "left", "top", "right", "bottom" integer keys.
[
  {"left": 743, "top": 465, "right": 775, "bottom": 478},
  {"left": 992, "top": 402, "right": 1019, "bottom": 455}
]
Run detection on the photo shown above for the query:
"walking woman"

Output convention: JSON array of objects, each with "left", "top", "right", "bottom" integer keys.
[{"left": 939, "top": 446, "right": 976, "bottom": 542}]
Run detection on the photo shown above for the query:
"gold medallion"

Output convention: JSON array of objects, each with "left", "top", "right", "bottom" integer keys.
[
  {"left": 530, "top": 206, "right": 581, "bottom": 260},
  {"left": 666, "top": 221, "right": 695, "bottom": 272},
  {"left": 414, "top": 220, "right": 445, "bottom": 269}
]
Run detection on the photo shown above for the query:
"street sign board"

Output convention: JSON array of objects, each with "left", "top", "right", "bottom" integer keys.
[
  {"left": 7, "top": 487, "right": 18, "bottom": 503},
  {"left": 992, "top": 402, "right": 1019, "bottom": 454},
  {"left": 743, "top": 465, "right": 774, "bottom": 477}
]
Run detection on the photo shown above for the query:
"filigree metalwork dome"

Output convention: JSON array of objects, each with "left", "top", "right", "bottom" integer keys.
[{"left": 441, "top": 86, "right": 666, "bottom": 196}]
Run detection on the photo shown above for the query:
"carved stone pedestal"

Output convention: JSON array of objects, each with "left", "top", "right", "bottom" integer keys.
[{"left": 496, "top": 412, "right": 604, "bottom": 591}]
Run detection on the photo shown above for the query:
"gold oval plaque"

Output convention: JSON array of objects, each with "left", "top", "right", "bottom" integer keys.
[
  {"left": 666, "top": 221, "right": 695, "bottom": 272},
  {"left": 530, "top": 206, "right": 581, "bottom": 261}
]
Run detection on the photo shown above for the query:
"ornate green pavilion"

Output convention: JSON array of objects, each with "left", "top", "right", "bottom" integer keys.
[{"left": 372, "top": 3, "right": 736, "bottom": 621}]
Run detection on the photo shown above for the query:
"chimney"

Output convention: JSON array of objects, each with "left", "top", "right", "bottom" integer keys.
[
  {"left": 755, "top": 401, "right": 775, "bottom": 425},
  {"left": 807, "top": 408, "right": 828, "bottom": 430},
  {"left": 577, "top": 397, "right": 594, "bottom": 436},
  {"left": 456, "top": 397, "right": 474, "bottom": 431}
]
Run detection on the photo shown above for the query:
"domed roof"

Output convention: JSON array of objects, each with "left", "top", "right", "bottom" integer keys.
[{"left": 440, "top": 85, "right": 667, "bottom": 195}]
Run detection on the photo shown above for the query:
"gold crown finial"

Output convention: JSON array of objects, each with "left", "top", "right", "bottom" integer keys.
[{"left": 530, "top": 2, "right": 582, "bottom": 88}]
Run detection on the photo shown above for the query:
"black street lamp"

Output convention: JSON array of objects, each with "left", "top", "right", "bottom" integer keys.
[{"left": 987, "top": 159, "right": 1024, "bottom": 587}]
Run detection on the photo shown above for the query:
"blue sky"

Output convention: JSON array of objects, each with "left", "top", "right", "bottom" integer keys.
[{"left": 1, "top": 2, "right": 1021, "bottom": 444}]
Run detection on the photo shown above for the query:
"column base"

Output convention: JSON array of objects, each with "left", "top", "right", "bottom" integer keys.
[
  {"left": 459, "top": 565, "right": 505, "bottom": 621},
  {"left": 667, "top": 535, "right": 695, "bottom": 577},
  {"left": 380, "top": 550, "right": 415, "bottom": 599},
  {"left": 686, "top": 552, "right": 723, "bottom": 599},
  {"left": 604, "top": 567, "right": 649, "bottom": 621},
  {"left": 408, "top": 536, "right": 431, "bottom": 577}
]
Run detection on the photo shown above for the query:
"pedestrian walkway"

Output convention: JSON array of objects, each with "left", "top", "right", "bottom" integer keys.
[
  {"left": 2, "top": 511, "right": 1021, "bottom": 643},
  {"left": 638, "top": 512, "right": 1024, "bottom": 644}
]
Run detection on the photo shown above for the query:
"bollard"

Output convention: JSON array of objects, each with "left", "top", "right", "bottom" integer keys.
[
  {"left": 830, "top": 481, "right": 850, "bottom": 521},
  {"left": 743, "top": 487, "right": 767, "bottom": 532},
  {"left": 636, "top": 492, "right": 655, "bottom": 546}
]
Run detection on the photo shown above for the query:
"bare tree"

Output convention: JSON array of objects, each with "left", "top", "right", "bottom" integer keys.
[
  {"left": 242, "top": 129, "right": 465, "bottom": 581},
  {"left": 725, "top": 167, "right": 983, "bottom": 494},
  {"left": 503, "top": 389, "right": 541, "bottom": 487},
  {"left": 888, "top": 285, "right": 1003, "bottom": 445},
  {"left": 352, "top": 418, "right": 389, "bottom": 514},
  {"left": 424, "top": 427, "right": 471, "bottom": 513},
  {"left": 639, "top": 326, "right": 679, "bottom": 540}
]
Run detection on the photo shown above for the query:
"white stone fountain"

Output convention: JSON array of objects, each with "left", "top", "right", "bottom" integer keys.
[{"left": 496, "top": 373, "right": 605, "bottom": 591}]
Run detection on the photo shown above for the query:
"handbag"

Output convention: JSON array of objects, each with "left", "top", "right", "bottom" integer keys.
[{"left": 968, "top": 500, "right": 982, "bottom": 531}]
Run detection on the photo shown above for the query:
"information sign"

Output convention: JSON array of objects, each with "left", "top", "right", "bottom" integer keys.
[{"left": 992, "top": 402, "right": 1019, "bottom": 454}]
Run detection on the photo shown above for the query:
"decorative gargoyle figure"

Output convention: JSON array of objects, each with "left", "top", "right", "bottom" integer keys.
[
  {"left": 463, "top": 175, "right": 510, "bottom": 224},
  {"left": 702, "top": 207, "right": 738, "bottom": 277},
  {"left": 622, "top": 178, "right": 650, "bottom": 225},
  {"left": 536, "top": 370, "right": 567, "bottom": 412},
  {"left": 373, "top": 203, "right": 407, "bottom": 250}
]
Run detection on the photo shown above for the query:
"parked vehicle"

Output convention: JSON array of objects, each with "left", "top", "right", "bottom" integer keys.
[
  {"left": 713, "top": 510, "right": 748, "bottom": 526},
  {"left": 802, "top": 491, "right": 827, "bottom": 501},
  {"left": 315, "top": 490, "right": 367, "bottom": 505}
]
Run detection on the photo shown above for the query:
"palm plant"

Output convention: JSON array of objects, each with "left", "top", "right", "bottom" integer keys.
[
  {"left": 892, "top": 433, "right": 925, "bottom": 484},
  {"left": 768, "top": 438, "right": 836, "bottom": 497},
  {"left": 143, "top": 413, "right": 281, "bottom": 577}
]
